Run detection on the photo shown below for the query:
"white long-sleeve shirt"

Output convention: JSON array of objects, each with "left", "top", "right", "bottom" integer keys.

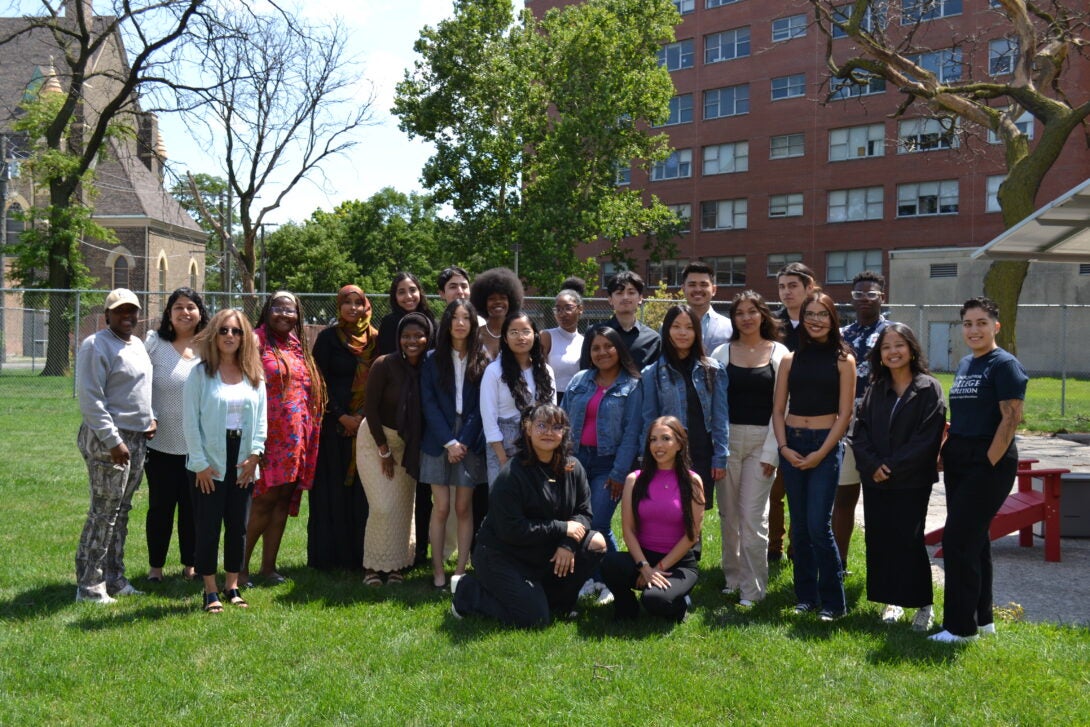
[
  {"left": 479, "top": 359, "right": 556, "bottom": 443},
  {"left": 76, "top": 329, "right": 154, "bottom": 448}
]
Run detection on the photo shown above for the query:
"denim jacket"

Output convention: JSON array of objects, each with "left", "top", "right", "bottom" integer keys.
[
  {"left": 563, "top": 369, "right": 644, "bottom": 484},
  {"left": 640, "top": 356, "right": 729, "bottom": 469}
]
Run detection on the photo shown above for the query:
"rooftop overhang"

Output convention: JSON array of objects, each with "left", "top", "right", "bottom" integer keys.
[{"left": 972, "top": 178, "right": 1090, "bottom": 262}]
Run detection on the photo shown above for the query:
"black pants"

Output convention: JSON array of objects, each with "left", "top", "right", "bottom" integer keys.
[
  {"left": 940, "top": 436, "right": 1018, "bottom": 636},
  {"left": 863, "top": 483, "right": 933, "bottom": 608},
  {"left": 454, "top": 534, "right": 604, "bottom": 628},
  {"left": 600, "top": 547, "right": 698, "bottom": 621},
  {"left": 191, "top": 437, "right": 253, "bottom": 576},
  {"left": 144, "top": 449, "right": 195, "bottom": 569},
  {"left": 307, "top": 423, "right": 368, "bottom": 571}
]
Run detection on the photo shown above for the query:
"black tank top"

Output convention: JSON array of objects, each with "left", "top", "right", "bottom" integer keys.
[
  {"left": 787, "top": 344, "right": 840, "bottom": 416},
  {"left": 727, "top": 362, "right": 774, "bottom": 425}
]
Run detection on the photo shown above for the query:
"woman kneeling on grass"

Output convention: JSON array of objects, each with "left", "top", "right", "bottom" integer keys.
[
  {"left": 183, "top": 309, "right": 267, "bottom": 613},
  {"left": 600, "top": 416, "right": 705, "bottom": 622},
  {"left": 451, "top": 404, "right": 607, "bottom": 627}
]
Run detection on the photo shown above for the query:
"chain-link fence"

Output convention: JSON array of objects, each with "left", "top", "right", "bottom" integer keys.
[{"left": 2, "top": 288, "right": 1087, "bottom": 407}]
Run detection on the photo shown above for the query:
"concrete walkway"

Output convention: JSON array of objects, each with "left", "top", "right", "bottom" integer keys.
[{"left": 856, "top": 432, "right": 1090, "bottom": 627}]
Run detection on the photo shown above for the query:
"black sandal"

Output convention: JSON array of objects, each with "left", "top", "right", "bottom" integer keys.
[
  {"left": 225, "top": 588, "right": 248, "bottom": 608},
  {"left": 203, "top": 591, "right": 223, "bottom": 613}
]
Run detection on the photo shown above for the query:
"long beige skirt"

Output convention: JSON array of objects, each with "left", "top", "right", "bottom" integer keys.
[{"left": 357, "top": 422, "right": 416, "bottom": 572}]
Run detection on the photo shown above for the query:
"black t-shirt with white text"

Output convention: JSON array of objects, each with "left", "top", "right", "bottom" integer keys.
[{"left": 947, "top": 347, "right": 1028, "bottom": 439}]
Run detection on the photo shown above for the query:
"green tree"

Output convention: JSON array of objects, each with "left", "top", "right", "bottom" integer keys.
[
  {"left": 811, "top": 0, "right": 1090, "bottom": 353},
  {"left": 0, "top": 0, "right": 207, "bottom": 375},
  {"left": 394, "top": 0, "right": 683, "bottom": 292},
  {"left": 262, "top": 221, "right": 359, "bottom": 295}
]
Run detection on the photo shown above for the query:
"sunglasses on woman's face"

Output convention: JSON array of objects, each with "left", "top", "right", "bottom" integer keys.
[{"left": 218, "top": 326, "right": 243, "bottom": 337}]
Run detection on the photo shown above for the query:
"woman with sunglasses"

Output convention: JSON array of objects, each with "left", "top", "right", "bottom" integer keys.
[
  {"left": 451, "top": 404, "right": 607, "bottom": 627},
  {"left": 244, "top": 291, "right": 326, "bottom": 586},
  {"left": 772, "top": 291, "right": 856, "bottom": 622},
  {"left": 183, "top": 310, "right": 266, "bottom": 612}
]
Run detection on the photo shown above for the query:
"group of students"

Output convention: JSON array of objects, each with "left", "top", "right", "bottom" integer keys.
[{"left": 74, "top": 260, "right": 1026, "bottom": 642}]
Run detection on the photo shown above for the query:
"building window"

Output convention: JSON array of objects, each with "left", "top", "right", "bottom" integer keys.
[
  {"left": 673, "top": 0, "right": 695, "bottom": 14},
  {"left": 706, "top": 0, "right": 742, "bottom": 8},
  {"left": 4, "top": 202, "right": 24, "bottom": 242},
  {"left": 701, "top": 199, "right": 748, "bottom": 231},
  {"left": 896, "top": 180, "right": 959, "bottom": 217},
  {"left": 1079, "top": 263, "right": 1090, "bottom": 276},
  {"left": 667, "top": 203, "right": 692, "bottom": 231},
  {"left": 112, "top": 257, "right": 130, "bottom": 290},
  {"left": 988, "top": 111, "right": 1034, "bottom": 144},
  {"left": 703, "top": 141, "right": 749, "bottom": 175},
  {"left": 772, "top": 14, "right": 807, "bottom": 42},
  {"left": 909, "top": 48, "right": 963, "bottom": 83},
  {"left": 902, "top": 0, "right": 961, "bottom": 23},
  {"left": 704, "top": 84, "right": 749, "bottom": 120},
  {"left": 651, "top": 149, "right": 693, "bottom": 181},
  {"left": 657, "top": 94, "right": 693, "bottom": 127},
  {"left": 829, "top": 72, "right": 885, "bottom": 100},
  {"left": 930, "top": 263, "right": 958, "bottom": 278},
  {"left": 767, "top": 252, "right": 804, "bottom": 277},
  {"left": 647, "top": 258, "right": 686, "bottom": 288},
  {"left": 707, "top": 256, "right": 747, "bottom": 286},
  {"left": 897, "top": 117, "right": 958, "bottom": 153},
  {"left": 189, "top": 260, "right": 199, "bottom": 289},
  {"left": 828, "top": 186, "right": 884, "bottom": 222},
  {"left": 832, "top": 2, "right": 887, "bottom": 38},
  {"left": 769, "top": 193, "right": 804, "bottom": 218},
  {"left": 827, "top": 249, "right": 883, "bottom": 284},
  {"left": 771, "top": 74, "right": 806, "bottom": 101},
  {"left": 158, "top": 256, "right": 167, "bottom": 294},
  {"left": 659, "top": 39, "right": 695, "bottom": 71},
  {"left": 986, "top": 175, "right": 1005, "bottom": 213},
  {"left": 829, "top": 124, "right": 885, "bottom": 161},
  {"left": 601, "top": 261, "right": 628, "bottom": 289},
  {"left": 704, "top": 27, "right": 750, "bottom": 65},
  {"left": 615, "top": 162, "right": 631, "bottom": 186},
  {"left": 989, "top": 37, "right": 1018, "bottom": 76},
  {"left": 770, "top": 133, "right": 804, "bottom": 159}
]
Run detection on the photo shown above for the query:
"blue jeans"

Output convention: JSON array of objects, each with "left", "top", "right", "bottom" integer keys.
[
  {"left": 576, "top": 447, "right": 619, "bottom": 553},
  {"left": 780, "top": 427, "right": 845, "bottom": 613}
]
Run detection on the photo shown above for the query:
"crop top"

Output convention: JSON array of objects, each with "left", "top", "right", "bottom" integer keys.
[{"left": 787, "top": 344, "right": 840, "bottom": 417}]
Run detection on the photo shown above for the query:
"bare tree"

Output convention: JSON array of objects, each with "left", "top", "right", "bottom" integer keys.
[
  {"left": 175, "top": 6, "right": 374, "bottom": 295},
  {"left": 810, "top": 0, "right": 1090, "bottom": 353},
  {"left": 1, "top": 0, "right": 206, "bottom": 375}
]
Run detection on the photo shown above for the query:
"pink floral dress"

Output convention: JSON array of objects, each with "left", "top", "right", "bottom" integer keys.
[{"left": 255, "top": 325, "right": 320, "bottom": 516}]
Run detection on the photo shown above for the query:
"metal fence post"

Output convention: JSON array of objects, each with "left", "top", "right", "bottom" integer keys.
[
  {"left": 1060, "top": 303, "right": 1068, "bottom": 417},
  {"left": 73, "top": 290, "right": 81, "bottom": 397}
]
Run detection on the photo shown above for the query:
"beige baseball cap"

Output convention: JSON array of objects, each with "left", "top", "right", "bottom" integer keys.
[{"left": 104, "top": 288, "right": 141, "bottom": 310}]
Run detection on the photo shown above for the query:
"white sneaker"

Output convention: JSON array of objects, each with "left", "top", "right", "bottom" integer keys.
[
  {"left": 721, "top": 586, "right": 739, "bottom": 596},
  {"left": 979, "top": 622, "right": 997, "bottom": 636},
  {"left": 450, "top": 574, "right": 464, "bottom": 597},
  {"left": 595, "top": 585, "right": 615, "bottom": 606},
  {"left": 75, "top": 588, "right": 116, "bottom": 604},
  {"left": 928, "top": 629, "right": 978, "bottom": 644},
  {"left": 111, "top": 583, "right": 144, "bottom": 597},
  {"left": 738, "top": 599, "right": 755, "bottom": 608},
  {"left": 578, "top": 578, "right": 599, "bottom": 599},
  {"left": 450, "top": 602, "right": 464, "bottom": 620},
  {"left": 881, "top": 604, "right": 905, "bottom": 623},
  {"left": 911, "top": 606, "right": 934, "bottom": 632}
]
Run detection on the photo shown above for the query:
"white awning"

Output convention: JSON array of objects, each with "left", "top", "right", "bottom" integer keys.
[{"left": 972, "top": 177, "right": 1090, "bottom": 262}]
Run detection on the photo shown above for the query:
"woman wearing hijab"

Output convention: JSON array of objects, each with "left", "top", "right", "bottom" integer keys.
[{"left": 308, "top": 285, "right": 378, "bottom": 571}]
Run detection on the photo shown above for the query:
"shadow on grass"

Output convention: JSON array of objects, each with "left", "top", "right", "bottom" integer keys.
[
  {"left": 0, "top": 583, "right": 78, "bottom": 621},
  {"left": 69, "top": 601, "right": 196, "bottom": 630}
]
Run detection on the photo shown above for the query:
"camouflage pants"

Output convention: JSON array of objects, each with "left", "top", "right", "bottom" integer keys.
[{"left": 75, "top": 425, "right": 147, "bottom": 597}]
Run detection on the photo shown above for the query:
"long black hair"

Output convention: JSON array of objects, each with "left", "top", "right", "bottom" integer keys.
[
  {"left": 868, "top": 322, "right": 929, "bottom": 384},
  {"left": 661, "top": 304, "right": 715, "bottom": 389},
  {"left": 435, "top": 299, "right": 488, "bottom": 389},
  {"left": 584, "top": 325, "right": 640, "bottom": 380},
  {"left": 632, "top": 416, "right": 702, "bottom": 541},
  {"left": 516, "top": 403, "right": 574, "bottom": 479},
  {"left": 388, "top": 271, "right": 436, "bottom": 320},
  {"left": 156, "top": 287, "right": 209, "bottom": 341},
  {"left": 798, "top": 291, "right": 850, "bottom": 358},
  {"left": 728, "top": 290, "right": 782, "bottom": 342},
  {"left": 499, "top": 312, "right": 554, "bottom": 409}
]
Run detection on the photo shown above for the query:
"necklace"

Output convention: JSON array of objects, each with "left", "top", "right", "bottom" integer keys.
[
  {"left": 535, "top": 461, "right": 557, "bottom": 484},
  {"left": 483, "top": 324, "right": 501, "bottom": 339}
]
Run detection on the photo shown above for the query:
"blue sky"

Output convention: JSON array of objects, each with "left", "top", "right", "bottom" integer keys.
[{"left": 155, "top": 1, "right": 486, "bottom": 225}]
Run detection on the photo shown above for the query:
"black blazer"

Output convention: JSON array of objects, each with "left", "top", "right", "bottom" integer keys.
[
  {"left": 420, "top": 350, "right": 485, "bottom": 456},
  {"left": 852, "top": 373, "right": 946, "bottom": 489}
]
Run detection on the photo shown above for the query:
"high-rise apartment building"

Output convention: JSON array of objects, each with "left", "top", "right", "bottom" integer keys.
[{"left": 529, "top": 0, "right": 1090, "bottom": 302}]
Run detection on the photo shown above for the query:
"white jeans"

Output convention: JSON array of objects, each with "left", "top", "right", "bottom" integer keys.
[{"left": 717, "top": 423, "right": 775, "bottom": 602}]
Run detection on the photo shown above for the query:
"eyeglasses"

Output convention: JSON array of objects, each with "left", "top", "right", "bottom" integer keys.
[
  {"left": 270, "top": 305, "right": 297, "bottom": 316},
  {"left": 553, "top": 306, "right": 578, "bottom": 314},
  {"left": 533, "top": 422, "right": 567, "bottom": 434},
  {"left": 803, "top": 310, "right": 831, "bottom": 321},
  {"left": 218, "top": 326, "right": 243, "bottom": 337},
  {"left": 851, "top": 290, "right": 882, "bottom": 301},
  {"left": 507, "top": 328, "right": 534, "bottom": 338}
]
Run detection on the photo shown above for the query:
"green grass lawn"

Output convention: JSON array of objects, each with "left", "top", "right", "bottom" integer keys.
[{"left": 1, "top": 376, "right": 1088, "bottom": 725}]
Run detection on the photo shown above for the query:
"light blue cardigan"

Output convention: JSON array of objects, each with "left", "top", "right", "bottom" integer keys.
[{"left": 183, "top": 366, "right": 267, "bottom": 478}]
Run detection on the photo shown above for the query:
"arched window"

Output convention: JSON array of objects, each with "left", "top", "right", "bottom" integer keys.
[
  {"left": 112, "top": 257, "right": 129, "bottom": 290},
  {"left": 158, "top": 255, "right": 167, "bottom": 293},
  {"left": 189, "top": 259, "right": 199, "bottom": 289}
]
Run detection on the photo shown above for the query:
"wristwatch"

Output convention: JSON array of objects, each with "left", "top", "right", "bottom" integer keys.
[{"left": 636, "top": 560, "right": 649, "bottom": 569}]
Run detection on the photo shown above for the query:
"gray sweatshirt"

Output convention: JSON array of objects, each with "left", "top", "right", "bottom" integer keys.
[{"left": 77, "top": 329, "right": 154, "bottom": 448}]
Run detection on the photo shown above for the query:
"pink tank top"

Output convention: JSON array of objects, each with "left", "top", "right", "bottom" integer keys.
[
  {"left": 635, "top": 468, "right": 688, "bottom": 553},
  {"left": 579, "top": 385, "right": 606, "bottom": 447}
]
